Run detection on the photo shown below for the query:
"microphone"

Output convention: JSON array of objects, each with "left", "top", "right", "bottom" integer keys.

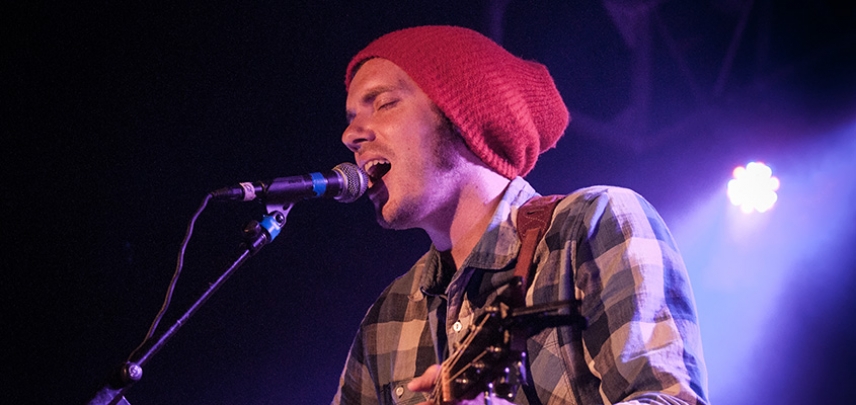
[{"left": 210, "top": 162, "right": 368, "bottom": 204}]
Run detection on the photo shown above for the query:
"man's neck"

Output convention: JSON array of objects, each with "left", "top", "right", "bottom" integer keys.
[{"left": 425, "top": 168, "right": 511, "bottom": 269}]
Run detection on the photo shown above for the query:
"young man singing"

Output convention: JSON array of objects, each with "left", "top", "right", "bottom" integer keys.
[{"left": 332, "top": 26, "right": 708, "bottom": 405}]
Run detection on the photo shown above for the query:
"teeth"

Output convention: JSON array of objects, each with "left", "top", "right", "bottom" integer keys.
[{"left": 363, "top": 159, "right": 391, "bottom": 180}]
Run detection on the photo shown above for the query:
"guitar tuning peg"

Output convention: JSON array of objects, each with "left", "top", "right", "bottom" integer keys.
[
  {"left": 493, "top": 382, "right": 516, "bottom": 399},
  {"left": 516, "top": 360, "right": 528, "bottom": 383},
  {"left": 499, "top": 366, "right": 512, "bottom": 384}
]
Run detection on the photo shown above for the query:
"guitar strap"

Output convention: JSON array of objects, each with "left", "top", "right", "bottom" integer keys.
[
  {"left": 512, "top": 195, "right": 562, "bottom": 291},
  {"left": 512, "top": 194, "right": 562, "bottom": 405}
]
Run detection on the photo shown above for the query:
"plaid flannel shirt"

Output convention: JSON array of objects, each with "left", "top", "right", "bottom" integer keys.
[{"left": 332, "top": 178, "right": 709, "bottom": 405}]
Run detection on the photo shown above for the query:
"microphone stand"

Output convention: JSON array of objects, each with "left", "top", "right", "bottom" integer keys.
[{"left": 86, "top": 207, "right": 291, "bottom": 405}]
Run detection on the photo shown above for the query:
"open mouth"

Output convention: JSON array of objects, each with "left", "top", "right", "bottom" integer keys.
[{"left": 363, "top": 159, "right": 391, "bottom": 185}]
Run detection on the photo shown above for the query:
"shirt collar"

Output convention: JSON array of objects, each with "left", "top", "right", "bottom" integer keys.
[{"left": 418, "top": 177, "right": 538, "bottom": 296}]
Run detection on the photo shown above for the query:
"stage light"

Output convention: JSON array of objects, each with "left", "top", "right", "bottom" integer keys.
[{"left": 727, "top": 161, "right": 780, "bottom": 213}]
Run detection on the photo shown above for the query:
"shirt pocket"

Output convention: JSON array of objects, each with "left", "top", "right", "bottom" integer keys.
[{"left": 382, "top": 379, "right": 429, "bottom": 405}]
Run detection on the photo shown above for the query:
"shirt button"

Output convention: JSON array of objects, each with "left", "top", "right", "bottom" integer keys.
[
  {"left": 395, "top": 386, "right": 404, "bottom": 397},
  {"left": 452, "top": 321, "right": 463, "bottom": 332}
]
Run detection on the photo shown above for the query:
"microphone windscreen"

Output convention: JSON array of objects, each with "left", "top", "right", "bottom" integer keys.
[{"left": 332, "top": 162, "right": 368, "bottom": 203}]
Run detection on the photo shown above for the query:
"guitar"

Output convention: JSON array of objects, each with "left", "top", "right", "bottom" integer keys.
[{"left": 428, "top": 296, "right": 586, "bottom": 404}]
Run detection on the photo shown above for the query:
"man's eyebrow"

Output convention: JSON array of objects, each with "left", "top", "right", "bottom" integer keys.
[{"left": 361, "top": 85, "right": 398, "bottom": 104}]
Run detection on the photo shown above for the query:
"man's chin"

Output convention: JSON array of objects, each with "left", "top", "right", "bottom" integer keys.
[
  {"left": 375, "top": 207, "right": 397, "bottom": 230},
  {"left": 374, "top": 203, "right": 416, "bottom": 231}
]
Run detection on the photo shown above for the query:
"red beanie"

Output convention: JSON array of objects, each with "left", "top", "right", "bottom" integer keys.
[{"left": 345, "top": 25, "right": 570, "bottom": 179}]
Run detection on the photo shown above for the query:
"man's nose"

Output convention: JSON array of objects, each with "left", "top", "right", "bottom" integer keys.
[{"left": 342, "top": 117, "right": 375, "bottom": 152}]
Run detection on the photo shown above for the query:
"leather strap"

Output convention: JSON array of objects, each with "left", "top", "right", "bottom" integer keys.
[
  {"left": 511, "top": 195, "right": 562, "bottom": 405},
  {"left": 512, "top": 195, "right": 563, "bottom": 291}
]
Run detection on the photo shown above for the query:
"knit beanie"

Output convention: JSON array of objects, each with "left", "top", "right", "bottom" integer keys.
[{"left": 345, "top": 25, "right": 570, "bottom": 179}]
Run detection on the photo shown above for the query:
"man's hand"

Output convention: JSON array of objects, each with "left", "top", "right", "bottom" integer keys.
[
  {"left": 407, "top": 365, "right": 515, "bottom": 405},
  {"left": 407, "top": 364, "right": 442, "bottom": 397}
]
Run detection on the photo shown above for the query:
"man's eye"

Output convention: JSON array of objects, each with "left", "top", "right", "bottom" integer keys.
[{"left": 377, "top": 99, "right": 398, "bottom": 110}]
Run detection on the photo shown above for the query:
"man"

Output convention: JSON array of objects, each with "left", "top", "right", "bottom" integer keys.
[{"left": 332, "top": 26, "right": 708, "bottom": 405}]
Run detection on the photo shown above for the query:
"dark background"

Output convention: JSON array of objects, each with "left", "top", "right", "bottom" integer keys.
[{"left": 4, "top": 1, "right": 855, "bottom": 404}]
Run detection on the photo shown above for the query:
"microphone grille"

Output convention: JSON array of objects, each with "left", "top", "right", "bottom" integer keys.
[{"left": 332, "top": 162, "right": 368, "bottom": 203}]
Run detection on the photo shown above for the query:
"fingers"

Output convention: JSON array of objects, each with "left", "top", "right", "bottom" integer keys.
[{"left": 407, "top": 364, "right": 441, "bottom": 393}]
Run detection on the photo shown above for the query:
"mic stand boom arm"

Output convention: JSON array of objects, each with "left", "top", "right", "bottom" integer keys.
[{"left": 86, "top": 207, "right": 291, "bottom": 405}]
